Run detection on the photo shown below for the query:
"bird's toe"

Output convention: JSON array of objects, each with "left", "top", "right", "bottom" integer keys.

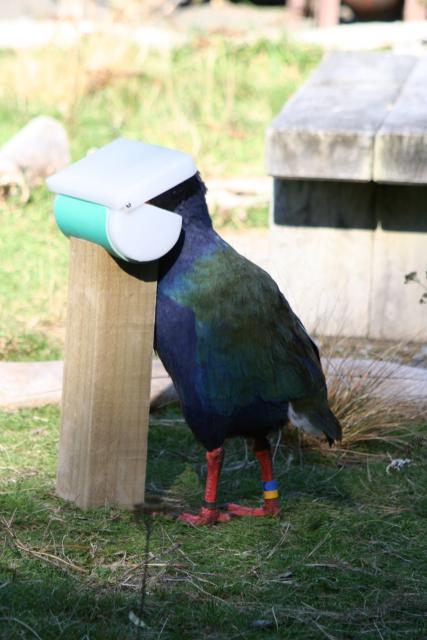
[
  {"left": 178, "top": 507, "right": 230, "bottom": 525},
  {"left": 226, "top": 501, "right": 281, "bottom": 518}
]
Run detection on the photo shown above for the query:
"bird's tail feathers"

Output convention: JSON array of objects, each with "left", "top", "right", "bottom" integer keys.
[{"left": 289, "top": 397, "right": 342, "bottom": 445}]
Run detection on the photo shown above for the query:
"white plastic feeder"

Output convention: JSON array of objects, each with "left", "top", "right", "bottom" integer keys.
[{"left": 46, "top": 138, "right": 197, "bottom": 262}]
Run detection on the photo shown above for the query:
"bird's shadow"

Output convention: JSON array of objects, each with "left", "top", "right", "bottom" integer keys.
[{"left": 143, "top": 410, "right": 359, "bottom": 516}]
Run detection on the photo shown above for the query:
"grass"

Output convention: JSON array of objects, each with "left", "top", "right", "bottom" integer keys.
[
  {"left": 1, "top": 404, "right": 427, "bottom": 639},
  {"left": 0, "top": 36, "right": 321, "bottom": 360},
  {"left": 0, "top": 187, "right": 67, "bottom": 361}
]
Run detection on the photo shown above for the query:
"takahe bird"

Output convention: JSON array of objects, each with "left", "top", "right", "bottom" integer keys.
[{"left": 150, "top": 173, "right": 341, "bottom": 525}]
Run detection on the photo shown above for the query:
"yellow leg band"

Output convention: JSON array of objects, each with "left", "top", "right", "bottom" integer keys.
[{"left": 264, "top": 490, "right": 279, "bottom": 500}]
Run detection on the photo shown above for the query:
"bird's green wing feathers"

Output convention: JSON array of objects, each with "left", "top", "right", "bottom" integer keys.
[{"left": 166, "top": 244, "right": 325, "bottom": 415}]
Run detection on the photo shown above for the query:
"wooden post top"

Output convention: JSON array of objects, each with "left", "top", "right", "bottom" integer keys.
[{"left": 266, "top": 52, "right": 427, "bottom": 185}]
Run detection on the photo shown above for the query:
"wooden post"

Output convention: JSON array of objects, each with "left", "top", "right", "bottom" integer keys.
[{"left": 56, "top": 238, "right": 157, "bottom": 509}]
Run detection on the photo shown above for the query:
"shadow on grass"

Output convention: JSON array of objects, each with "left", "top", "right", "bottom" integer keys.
[{"left": 1, "top": 406, "right": 427, "bottom": 639}]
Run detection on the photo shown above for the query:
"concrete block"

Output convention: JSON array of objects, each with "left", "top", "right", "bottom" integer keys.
[
  {"left": 270, "top": 224, "right": 373, "bottom": 337},
  {"left": 271, "top": 178, "right": 375, "bottom": 336},
  {"left": 369, "top": 228, "right": 427, "bottom": 340},
  {"left": 376, "top": 183, "right": 427, "bottom": 232},
  {"left": 271, "top": 180, "right": 427, "bottom": 341},
  {"left": 374, "top": 57, "right": 427, "bottom": 184},
  {"left": 369, "top": 184, "right": 427, "bottom": 341},
  {"left": 273, "top": 178, "right": 376, "bottom": 229},
  {"left": 267, "top": 52, "right": 427, "bottom": 341},
  {"left": 271, "top": 179, "right": 374, "bottom": 337},
  {"left": 266, "top": 52, "right": 416, "bottom": 181}
]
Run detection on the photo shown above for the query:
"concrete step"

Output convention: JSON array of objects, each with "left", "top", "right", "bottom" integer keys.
[
  {"left": 1, "top": 356, "right": 425, "bottom": 411},
  {"left": 0, "top": 358, "right": 174, "bottom": 411}
]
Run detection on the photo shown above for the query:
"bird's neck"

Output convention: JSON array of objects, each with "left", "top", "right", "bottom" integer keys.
[
  {"left": 152, "top": 173, "right": 226, "bottom": 284},
  {"left": 158, "top": 218, "right": 223, "bottom": 285}
]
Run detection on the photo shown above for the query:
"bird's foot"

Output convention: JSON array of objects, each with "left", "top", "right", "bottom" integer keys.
[
  {"left": 226, "top": 499, "right": 281, "bottom": 518},
  {"left": 178, "top": 507, "right": 231, "bottom": 525}
]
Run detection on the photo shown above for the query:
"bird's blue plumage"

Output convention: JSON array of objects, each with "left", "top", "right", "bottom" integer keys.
[{"left": 153, "top": 174, "right": 341, "bottom": 450}]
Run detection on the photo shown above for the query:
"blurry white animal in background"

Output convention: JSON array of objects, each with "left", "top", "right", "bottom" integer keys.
[{"left": 0, "top": 116, "right": 70, "bottom": 204}]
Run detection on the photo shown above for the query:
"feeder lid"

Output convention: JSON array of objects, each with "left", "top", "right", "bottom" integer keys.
[{"left": 46, "top": 137, "right": 197, "bottom": 210}]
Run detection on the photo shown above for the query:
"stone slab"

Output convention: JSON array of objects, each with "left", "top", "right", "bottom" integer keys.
[
  {"left": 0, "top": 360, "right": 63, "bottom": 409},
  {"left": 324, "top": 358, "right": 427, "bottom": 406},
  {"left": 266, "top": 52, "right": 416, "bottom": 182},
  {"left": 0, "top": 358, "right": 173, "bottom": 411},
  {"left": 2, "top": 356, "right": 426, "bottom": 411},
  {"left": 374, "top": 57, "right": 427, "bottom": 184}
]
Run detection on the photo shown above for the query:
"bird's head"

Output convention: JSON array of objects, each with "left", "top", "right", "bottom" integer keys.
[{"left": 149, "top": 172, "right": 212, "bottom": 231}]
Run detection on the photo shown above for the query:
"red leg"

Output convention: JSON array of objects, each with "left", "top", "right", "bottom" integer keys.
[
  {"left": 227, "top": 436, "right": 281, "bottom": 517},
  {"left": 179, "top": 447, "right": 230, "bottom": 525}
]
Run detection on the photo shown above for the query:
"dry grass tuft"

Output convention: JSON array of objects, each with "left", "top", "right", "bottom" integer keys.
[{"left": 322, "top": 339, "right": 426, "bottom": 448}]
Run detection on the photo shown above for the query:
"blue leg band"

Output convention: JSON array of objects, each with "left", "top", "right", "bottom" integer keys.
[{"left": 263, "top": 480, "right": 278, "bottom": 492}]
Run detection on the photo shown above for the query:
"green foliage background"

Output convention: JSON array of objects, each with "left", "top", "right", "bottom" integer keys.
[{"left": 0, "top": 37, "right": 320, "bottom": 360}]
